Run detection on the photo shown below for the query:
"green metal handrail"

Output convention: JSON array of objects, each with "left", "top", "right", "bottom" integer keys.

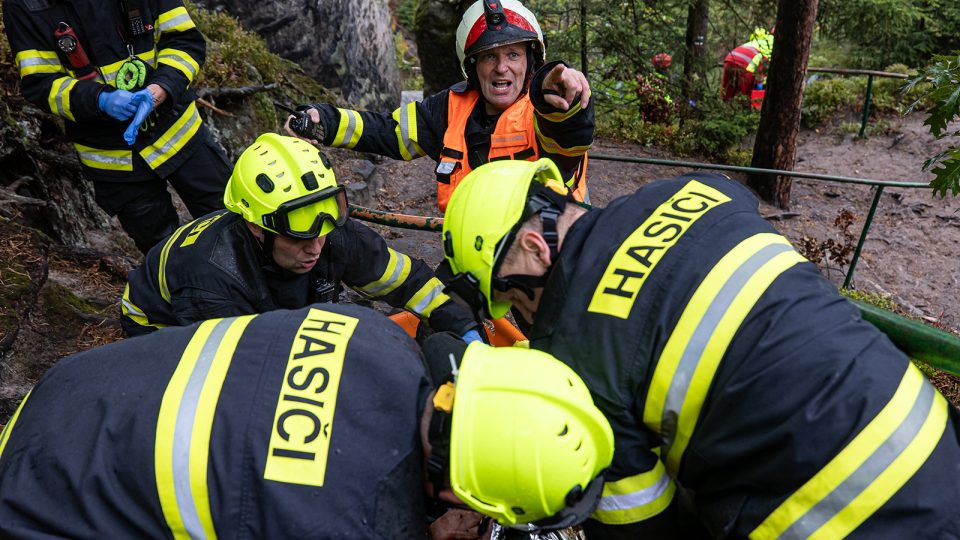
[
  {"left": 851, "top": 299, "right": 960, "bottom": 377},
  {"left": 345, "top": 155, "right": 958, "bottom": 372},
  {"left": 806, "top": 68, "right": 909, "bottom": 138}
]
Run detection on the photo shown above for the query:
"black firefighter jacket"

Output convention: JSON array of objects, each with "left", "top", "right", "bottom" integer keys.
[
  {"left": 4, "top": 0, "right": 207, "bottom": 180},
  {"left": 121, "top": 210, "right": 476, "bottom": 337},
  {"left": 0, "top": 304, "right": 434, "bottom": 538},
  {"left": 529, "top": 172, "right": 960, "bottom": 539}
]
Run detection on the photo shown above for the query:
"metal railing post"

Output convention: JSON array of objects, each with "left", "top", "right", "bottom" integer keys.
[
  {"left": 843, "top": 185, "right": 884, "bottom": 289},
  {"left": 859, "top": 74, "right": 875, "bottom": 138}
]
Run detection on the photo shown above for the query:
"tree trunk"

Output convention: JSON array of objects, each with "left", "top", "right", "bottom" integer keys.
[
  {"left": 680, "top": 0, "right": 709, "bottom": 124},
  {"left": 580, "top": 0, "right": 588, "bottom": 76},
  {"left": 748, "top": 0, "right": 819, "bottom": 209}
]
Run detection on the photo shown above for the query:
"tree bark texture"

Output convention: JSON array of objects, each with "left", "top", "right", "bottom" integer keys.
[
  {"left": 681, "top": 0, "right": 709, "bottom": 123},
  {"left": 748, "top": 0, "right": 819, "bottom": 209}
]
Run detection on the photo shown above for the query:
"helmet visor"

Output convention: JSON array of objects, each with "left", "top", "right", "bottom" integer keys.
[{"left": 263, "top": 186, "right": 348, "bottom": 239}]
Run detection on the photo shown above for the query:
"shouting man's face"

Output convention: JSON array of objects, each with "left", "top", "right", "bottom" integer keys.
[{"left": 474, "top": 43, "right": 527, "bottom": 115}]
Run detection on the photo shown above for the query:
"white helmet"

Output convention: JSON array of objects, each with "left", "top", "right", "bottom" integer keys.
[{"left": 455, "top": 0, "right": 545, "bottom": 79}]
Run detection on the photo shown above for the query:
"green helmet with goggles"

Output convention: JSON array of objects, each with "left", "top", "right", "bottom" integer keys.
[
  {"left": 441, "top": 158, "right": 570, "bottom": 320},
  {"left": 447, "top": 342, "right": 613, "bottom": 529},
  {"left": 224, "top": 133, "right": 347, "bottom": 239}
]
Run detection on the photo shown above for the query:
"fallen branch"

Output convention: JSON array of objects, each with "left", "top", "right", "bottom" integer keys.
[
  {"left": 763, "top": 212, "right": 800, "bottom": 221},
  {"left": 195, "top": 83, "right": 279, "bottom": 100},
  {"left": 197, "top": 97, "right": 233, "bottom": 117}
]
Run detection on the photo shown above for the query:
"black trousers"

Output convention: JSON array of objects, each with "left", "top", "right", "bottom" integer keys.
[{"left": 89, "top": 130, "right": 232, "bottom": 254}]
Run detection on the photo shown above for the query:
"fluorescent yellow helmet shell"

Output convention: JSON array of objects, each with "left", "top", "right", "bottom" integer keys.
[
  {"left": 449, "top": 343, "right": 614, "bottom": 527},
  {"left": 441, "top": 158, "right": 565, "bottom": 319},
  {"left": 224, "top": 133, "right": 342, "bottom": 237}
]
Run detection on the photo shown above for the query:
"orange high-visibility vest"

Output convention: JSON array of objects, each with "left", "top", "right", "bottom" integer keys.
[{"left": 435, "top": 89, "right": 587, "bottom": 211}]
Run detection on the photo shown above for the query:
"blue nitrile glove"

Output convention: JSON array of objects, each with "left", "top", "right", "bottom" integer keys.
[
  {"left": 98, "top": 89, "right": 137, "bottom": 121},
  {"left": 124, "top": 90, "right": 154, "bottom": 146},
  {"left": 462, "top": 329, "right": 483, "bottom": 344}
]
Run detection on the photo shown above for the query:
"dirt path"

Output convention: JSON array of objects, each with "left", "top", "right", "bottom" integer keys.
[{"left": 358, "top": 113, "right": 960, "bottom": 334}]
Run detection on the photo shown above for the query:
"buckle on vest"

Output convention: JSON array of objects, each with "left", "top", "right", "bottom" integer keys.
[{"left": 435, "top": 160, "right": 460, "bottom": 184}]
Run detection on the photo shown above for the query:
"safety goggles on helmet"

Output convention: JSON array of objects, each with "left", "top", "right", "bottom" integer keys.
[{"left": 260, "top": 185, "right": 347, "bottom": 239}]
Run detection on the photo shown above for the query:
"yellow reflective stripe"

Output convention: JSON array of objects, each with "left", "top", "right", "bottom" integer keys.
[
  {"left": 332, "top": 108, "right": 363, "bottom": 148},
  {"left": 122, "top": 283, "right": 168, "bottom": 330},
  {"left": 644, "top": 233, "right": 806, "bottom": 474},
  {"left": 0, "top": 390, "right": 32, "bottom": 462},
  {"left": 159, "top": 220, "right": 200, "bottom": 302},
  {"left": 47, "top": 76, "right": 78, "bottom": 121},
  {"left": 538, "top": 99, "right": 582, "bottom": 123},
  {"left": 393, "top": 102, "right": 425, "bottom": 160},
  {"left": 16, "top": 49, "right": 63, "bottom": 76},
  {"left": 593, "top": 461, "right": 676, "bottom": 524},
  {"left": 405, "top": 278, "right": 449, "bottom": 318},
  {"left": 750, "top": 364, "right": 949, "bottom": 540},
  {"left": 140, "top": 101, "right": 202, "bottom": 170},
  {"left": 356, "top": 248, "right": 411, "bottom": 297},
  {"left": 158, "top": 48, "right": 199, "bottom": 83},
  {"left": 75, "top": 143, "right": 134, "bottom": 171},
  {"left": 157, "top": 6, "right": 196, "bottom": 33},
  {"left": 155, "top": 316, "right": 253, "bottom": 539},
  {"left": 534, "top": 116, "right": 591, "bottom": 157}
]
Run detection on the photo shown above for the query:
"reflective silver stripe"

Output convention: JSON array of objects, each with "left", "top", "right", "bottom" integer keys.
[
  {"left": 158, "top": 12, "right": 192, "bottom": 32},
  {"left": 142, "top": 105, "right": 200, "bottom": 165},
  {"left": 778, "top": 381, "right": 936, "bottom": 539},
  {"left": 339, "top": 110, "right": 358, "bottom": 147},
  {"left": 121, "top": 297, "right": 146, "bottom": 318},
  {"left": 410, "top": 284, "right": 444, "bottom": 315},
  {"left": 399, "top": 104, "right": 418, "bottom": 158},
  {"left": 159, "top": 52, "right": 198, "bottom": 79},
  {"left": 597, "top": 474, "right": 672, "bottom": 512},
  {"left": 362, "top": 253, "right": 407, "bottom": 296},
  {"left": 171, "top": 318, "right": 232, "bottom": 539},
  {"left": 661, "top": 243, "right": 793, "bottom": 451},
  {"left": 77, "top": 149, "right": 133, "bottom": 167},
  {"left": 52, "top": 78, "right": 71, "bottom": 116},
  {"left": 19, "top": 56, "right": 60, "bottom": 71},
  {"left": 730, "top": 50, "right": 756, "bottom": 64}
]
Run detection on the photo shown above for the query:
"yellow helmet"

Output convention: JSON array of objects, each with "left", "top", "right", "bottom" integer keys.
[
  {"left": 449, "top": 343, "right": 614, "bottom": 529},
  {"left": 224, "top": 133, "right": 347, "bottom": 239},
  {"left": 441, "top": 158, "right": 570, "bottom": 320}
]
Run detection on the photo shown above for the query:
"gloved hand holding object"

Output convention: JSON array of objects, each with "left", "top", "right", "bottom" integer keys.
[
  {"left": 98, "top": 89, "right": 137, "bottom": 121},
  {"left": 124, "top": 89, "right": 154, "bottom": 145}
]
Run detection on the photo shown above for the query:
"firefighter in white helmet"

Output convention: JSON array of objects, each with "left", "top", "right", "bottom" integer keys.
[{"left": 285, "top": 0, "right": 593, "bottom": 211}]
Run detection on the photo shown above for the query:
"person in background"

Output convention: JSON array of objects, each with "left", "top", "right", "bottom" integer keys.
[
  {"left": 0, "top": 304, "right": 614, "bottom": 538},
  {"left": 440, "top": 157, "right": 960, "bottom": 538},
  {"left": 121, "top": 133, "right": 481, "bottom": 344},
  {"left": 285, "top": 0, "right": 593, "bottom": 211},
  {"left": 4, "top": 0, "right": 231, "bottom": 254},
  {"left": 721, "top": 27, "right": 774, "bottom": 102}
]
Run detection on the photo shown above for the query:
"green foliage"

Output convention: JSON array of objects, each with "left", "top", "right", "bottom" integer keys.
[
  {"left": 671, "top": 95, "right": 759, "bottom": 162},
  {"left": 395, "top": 0, "right": 419, "bottom": 30},
  {"left": 188, "top": 5, "right": 284, "bottom": 88},
  {"left": 395, "top": 31, "right": 423, "bottom": 91},
  {"left": 801, "top": 77, "right": 862, "bottom": 127},
  {"left": 818, "top": 0, "right": 960, "bottom": 68},
  {"left": 840, "top": 288, "right": 897, "bottom": 312},
  {"left": 594, "top": 104, "right": 676, "bottom": 146},
  {"left": 905, "top": 53, "right": 960, "bottom": 197}
]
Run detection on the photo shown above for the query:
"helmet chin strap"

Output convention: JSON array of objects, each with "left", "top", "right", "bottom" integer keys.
[{"left": 491, "top": 188, "right": 564, "bottom": 300}]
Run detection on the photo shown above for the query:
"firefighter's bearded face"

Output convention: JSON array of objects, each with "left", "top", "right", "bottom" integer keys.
[{"left": 474, "top": 43, "right": 528, "bottom": 115}]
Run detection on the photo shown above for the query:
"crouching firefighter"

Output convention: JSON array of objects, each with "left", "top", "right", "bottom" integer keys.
[
  {"left": 0, "top": 304, "right": 613, "bottom": 538},
  {"left": 121, "top": 133, "right": 481, "bottom": 342},
  {"left": 440, "top": 157, "right": 960, "bottom": 538}
]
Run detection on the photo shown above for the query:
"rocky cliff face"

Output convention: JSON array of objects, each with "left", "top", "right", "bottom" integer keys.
[
  {"left": 197, "top": 0, "right": 401, "bottom": 110},
  {"left": 414, "top": 0, "right": 472, "bottom": 96}
]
